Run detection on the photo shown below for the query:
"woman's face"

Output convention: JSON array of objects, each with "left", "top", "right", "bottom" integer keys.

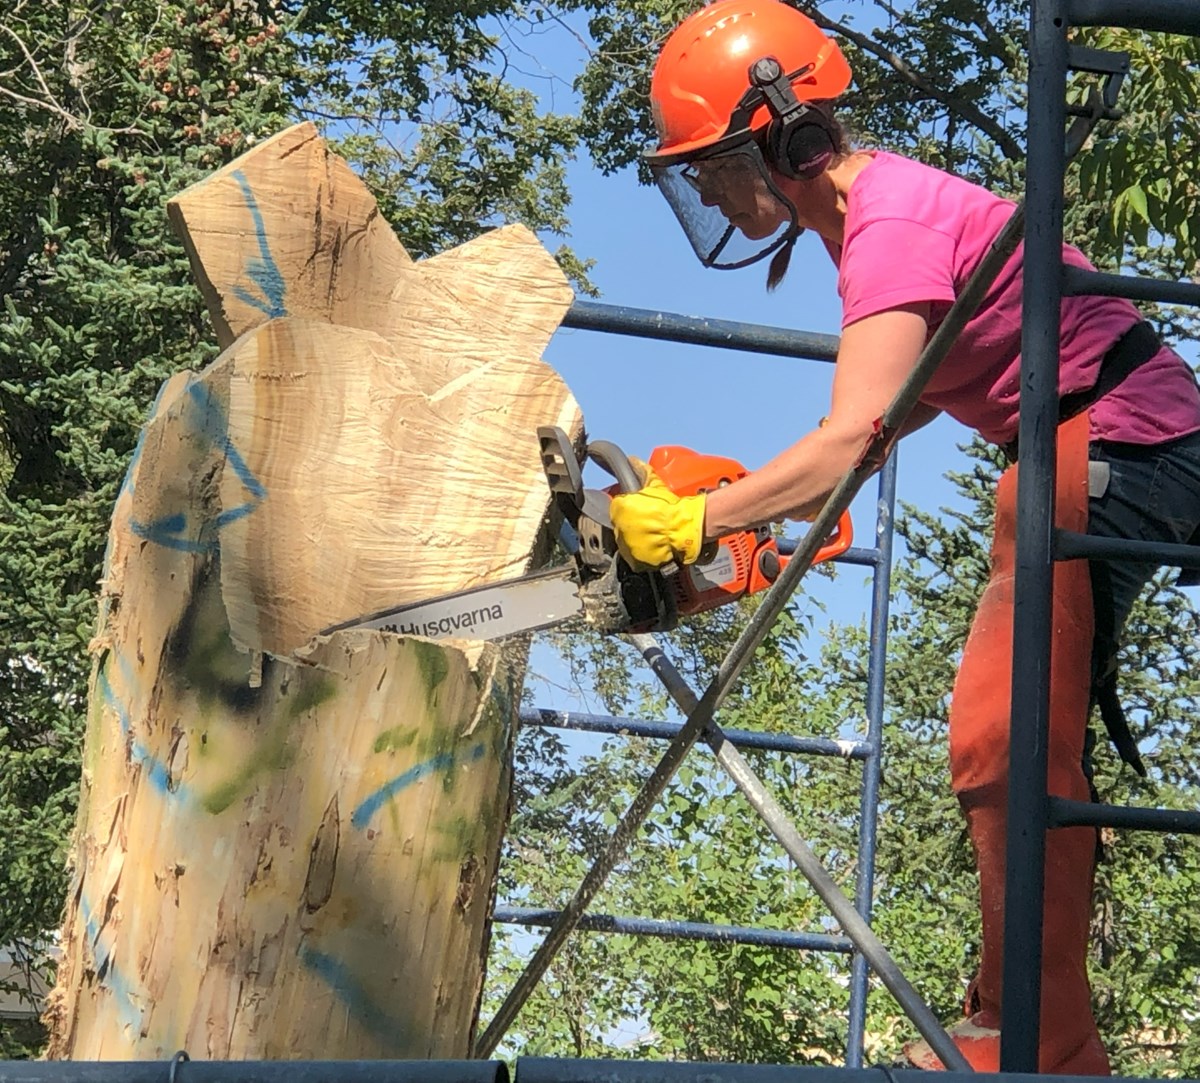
[{"left": 683, "top": 154, "right": 791, "bottom": 240}]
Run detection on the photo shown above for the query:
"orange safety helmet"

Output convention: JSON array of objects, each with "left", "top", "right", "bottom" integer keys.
[
  {"left": 644, "top": 0, "right": 852, "bottom": 274},
  {"left": 647, "top": 0, "right": 852, "bottom": 166}
]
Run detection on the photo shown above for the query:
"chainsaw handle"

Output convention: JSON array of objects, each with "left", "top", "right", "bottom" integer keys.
[
  {"left": 587, "top": 439, "right": 643, "bottom": 495},
  {"left": 585, "top": 437, "right": 855, "bottom": 568},
  {"left": 816, "top": 510, "right": 854, "bottom": 565},
  {"left": 781, "top": 509, "right": 854, "bottom": 569}
]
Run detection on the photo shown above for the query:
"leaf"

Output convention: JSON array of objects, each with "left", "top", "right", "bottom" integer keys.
[{"left": 1123, "top": 183, "right": 1151, "bottom": 223}]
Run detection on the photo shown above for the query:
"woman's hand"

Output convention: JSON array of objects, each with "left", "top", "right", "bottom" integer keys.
[{"left": 609, "top": 460, "right": 707, "bottom": 569}]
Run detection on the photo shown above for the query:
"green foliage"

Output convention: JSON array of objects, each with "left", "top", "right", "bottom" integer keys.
[
  {"left": 285, "top": 0, "right": 590, "bottom": 283},
  {"left": 0, "top": 0, "right": 302, "bottom": 1055},
  {"left": 1075, "top": 31, "right": 1200, "bottom": 259}
]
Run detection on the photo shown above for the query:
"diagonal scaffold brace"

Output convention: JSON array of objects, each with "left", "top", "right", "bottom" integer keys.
[{"left": 473, "top": 79, "right": 1123, "bottom": 1069}]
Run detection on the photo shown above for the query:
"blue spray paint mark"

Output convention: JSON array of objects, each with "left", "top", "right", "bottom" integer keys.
[
  {"left": 232, "top": 170, "right": 287, "bottom": 319},
  {"left": 97, "top": 658, "right": 186, "bottom": 802},
  {"left": 130, "top": 514, "right": 208, "bottom": 552},
  {"left": 298, "top": 944, "right": 409, "bottom": 1048},
  {"left": 128, "top": 380, "right": 267, "bottom": 551},
  {"left": 351, "top": 743, "right": 487, "bottom": 830},
  {"left": 80, "top": 891, "right": 145, "bottom": 1032},
  {"left": 96, "top": 664, "right": 132, "bottom": 737}
]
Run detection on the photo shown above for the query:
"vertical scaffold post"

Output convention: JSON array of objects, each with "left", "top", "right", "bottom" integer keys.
[
  {"left": 1003, "top": 0, "right": 1069, "bottom": 1070},
  {"left": 845, "top": 451, "right": 898, "bottom": 1068}
]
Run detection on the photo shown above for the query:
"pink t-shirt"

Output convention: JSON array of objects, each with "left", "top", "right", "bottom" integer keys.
[{"left": 827, "top": 151, "right": 1200, "bottom": 446}]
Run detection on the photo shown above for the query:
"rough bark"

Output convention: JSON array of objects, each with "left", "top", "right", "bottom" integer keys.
[{"left": 46, "top": 123, "right": 579, "bottom": 1059}]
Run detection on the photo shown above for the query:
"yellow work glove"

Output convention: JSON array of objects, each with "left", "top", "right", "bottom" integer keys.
[{"left": 609, "top": 459, "right": 707, "bottom": 569}]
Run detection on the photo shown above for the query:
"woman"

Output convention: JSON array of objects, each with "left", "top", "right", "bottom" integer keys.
[{"left": 608, "top": 0, "right": 1200, "bottom": 1074}]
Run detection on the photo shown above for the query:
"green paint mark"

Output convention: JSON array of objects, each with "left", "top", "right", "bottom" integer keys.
[
  {"left": 202, "top": 673, "right": 335, "bottom": 814},
  {"left": 406, "top": 724, "right": 465, "bottom": 804},
  {"left": 373, "top": 726, "right": 417, "bottom": 754},
  {"left": 286, "top": 675, "right": 336, "bottom": 718},
  {"left": 434, "top": 813, "right": 484, "bottom": 860},
  {"left": 411, "top": 639, "right": 449, "bottom": 700},
  {"left": 85, "top": 654, "right": 111, "bottom": 768},
  {"left": 203, "top": 748, "right": 280, "bottom": 814}
]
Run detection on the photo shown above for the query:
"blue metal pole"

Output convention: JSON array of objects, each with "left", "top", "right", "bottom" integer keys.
[
  {"left": 562, "top": 300, "right": 840, "bottom": 362},
  {"left": 0, "top": 1063, "right": 507, "bottom": 1083},
  {"left": 1003, "top": 0, "right": 1069, "bottom": 1070},
  {"left": 518, "top": 708, "right": 873, "bottom": 760},
  {"left": 493, "top": 908, "right": 854, "bottom": 953},
  {"left": 1068, "top": 0, "right": 1200, "bottom": 34},
  {"left": 1048, "top": 797, "right": 1200, "bottom": 834},
  {"left": 1062, "top": 266, "right": 1200, "bottom": 307},
  {"left": 845, "top": 453, "right": 898, "bottom": 1067}
]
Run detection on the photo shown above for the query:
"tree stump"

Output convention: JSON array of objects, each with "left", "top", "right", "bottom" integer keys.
[{"left": 45, "top": 123, "right": 580, "bottom": 1060}]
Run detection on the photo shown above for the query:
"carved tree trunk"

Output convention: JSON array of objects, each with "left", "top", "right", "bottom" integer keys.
[{"left": 45, "top": 123, "right": 580, "bottom": 1060}]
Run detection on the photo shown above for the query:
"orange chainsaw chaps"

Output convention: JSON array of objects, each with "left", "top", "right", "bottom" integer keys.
[{"left": 936, "top": 411, "right": 1111, "bottom": 1076}]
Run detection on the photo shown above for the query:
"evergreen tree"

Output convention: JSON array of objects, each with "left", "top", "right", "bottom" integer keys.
[{"left": 0, "top": 1, "right": 300, "bottom": 1053}]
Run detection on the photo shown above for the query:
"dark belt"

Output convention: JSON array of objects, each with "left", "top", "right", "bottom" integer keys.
[{"left": 1001, "top": 319, "right": 1162, "bottom": 464}]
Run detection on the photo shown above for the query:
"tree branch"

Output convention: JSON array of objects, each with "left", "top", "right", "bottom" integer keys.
[
  {"left": 795, "top": 2, "right": 1025, "bottom": 161},
  {"left": 0, "top": 22, "right": 142, "bottom": 135},
  {"left": 0, "top": 23, "right": 81, "bottom": 127}
]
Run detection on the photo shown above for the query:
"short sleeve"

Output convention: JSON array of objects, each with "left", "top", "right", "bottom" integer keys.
[{"left": 839, "top": 217, "right": 958, "bottom": 329}]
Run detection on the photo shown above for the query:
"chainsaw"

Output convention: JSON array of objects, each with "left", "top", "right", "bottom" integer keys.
[{"left": 324, "top": 427, "right": 852, "bottom": 643}]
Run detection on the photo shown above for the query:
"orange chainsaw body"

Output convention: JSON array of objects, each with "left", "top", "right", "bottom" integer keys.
[{"left": 627, "top": 445, "right": 852, "bottom": 620}]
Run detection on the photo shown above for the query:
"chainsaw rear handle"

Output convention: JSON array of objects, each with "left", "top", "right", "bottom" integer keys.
[
  {"left": 811, "top": 509, "right": 853, "bottom": 566},
  {"left": 779, "top": 510, "right": 854, "bottom": 568}
]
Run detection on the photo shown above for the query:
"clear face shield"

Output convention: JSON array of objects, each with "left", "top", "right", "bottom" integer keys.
[{"left": 649, "top": 139, "right": 800, "bottom": 270}]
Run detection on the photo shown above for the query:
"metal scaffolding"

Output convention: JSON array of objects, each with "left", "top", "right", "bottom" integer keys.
[
  {"left": 483, "top": 0, "right": 1200, "bottom": 1073},
  {"left": 1004, "top": 0, "right": 1200, "bottom": 1072},
  {"left": 491, "top": 304, "right": 900, "bottom": 1068}
]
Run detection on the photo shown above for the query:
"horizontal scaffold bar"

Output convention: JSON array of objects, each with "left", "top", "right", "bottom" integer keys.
[
  {"left": 1056, "top": 529, "right": 1200, "bottom": 570},
  {"left": 1050, "top": 797, "right": 1200, "bottom": 835},
  {"left": 1068, "top": 0, "right": 1200, "bottom": 36},
  {"left": 0, "top": 1062, "right": 507, "bottom": 1083},
  {"left": 778, "top": 538, "right": 882, "bottom": 568},
  {"left": 513, "top": 1058, "right": 1166, "bottom": 1083},
  {"left": 561, "top": 300, "right": 840, "bottom": 362},
  {"left": 518, "top": 708, "right": 873, "bottom": 760},
  {"left": 493, "top": 908, "right": 855, "bottom": 953},
  {"left": 1062, "top": 266, "right": 1200, "bottom": 308}
]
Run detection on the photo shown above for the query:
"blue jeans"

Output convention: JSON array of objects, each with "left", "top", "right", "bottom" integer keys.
[
  {"left": 1086, "top": 429, "right": 1200, "bottom": 768},
  {"left": 1088, "top": 429, "right": 1200, "bottom": 652}
]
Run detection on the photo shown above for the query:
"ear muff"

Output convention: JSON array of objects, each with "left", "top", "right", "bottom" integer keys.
[
  {"left": 748, "top": 56, "right": 839, "bottom": 181},
  {"left": 768, "top": 110, "right": 838, "bottom": 180}
]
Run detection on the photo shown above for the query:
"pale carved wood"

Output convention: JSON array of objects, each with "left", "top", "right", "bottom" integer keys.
[{"left": 46, "top": 123, "right": 580, "bottom": 1059}]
